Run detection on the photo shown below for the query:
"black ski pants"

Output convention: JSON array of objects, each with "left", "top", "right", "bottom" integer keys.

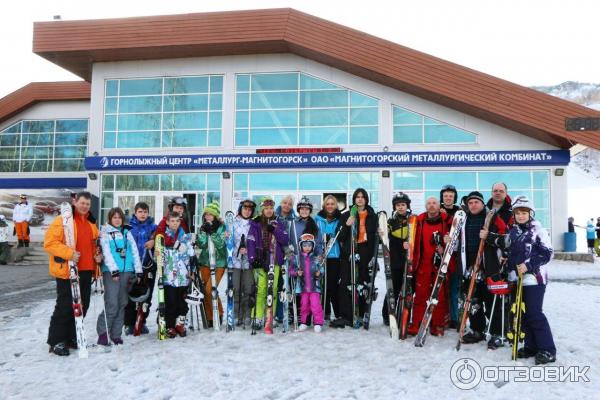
[
  {"left": 337, "top": 243, "right": 371, "bottom": 321},
  {"left": 47, "top": 271, "right": 92, "bottom": 347}
]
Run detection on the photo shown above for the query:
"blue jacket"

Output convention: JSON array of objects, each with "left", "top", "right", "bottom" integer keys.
[
  {"left": 586, "top": 223, "right": 596, "bottom": 240},
  {"left": 508, "top": 220, "right": 553, "bottom": 286},
  {"left": 100, "top": 224, "right": 142, "bottom": 274},
  {"left": 128, "top": 215, "right": 157, "bottom": 263},
  {"left": 315, "top": 210, "right": 341, "bottom": 259},
  {"left": 275, "top": 206, "right": 296, "bottom": 240}
]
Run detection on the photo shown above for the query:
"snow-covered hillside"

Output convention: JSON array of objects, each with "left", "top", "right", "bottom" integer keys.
[
  {"left": 532, "top": 82, "right": 600, "bottom": 240},
  {"left": 533, "top": 81, "right": 600, "bottom": 110}
]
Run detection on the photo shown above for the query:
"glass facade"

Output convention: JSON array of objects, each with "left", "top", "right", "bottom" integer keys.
[
  {"left": 235, "top": 73, "right": 379, "bottom": 146},
  {"left": 233, "top": 171, "right": 380, "bottom": 211},
  {"left": 100, "top": 173, "right": 221, "bottom": 222},
  {"left": 393, "top": 170, "right": 551, "bottom": 228},
  {"left": 0, "top": 119, "right": 88, "bottom": 172},
  {"left": 393, "top": 105, "right": 477, "bottom": 144},
  {"left": 104, "top": 75, "right": 223, "bottom": 149}
]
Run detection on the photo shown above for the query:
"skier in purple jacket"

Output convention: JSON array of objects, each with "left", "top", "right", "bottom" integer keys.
[
  {"left": 232, "top": 199, "right": 262, "bottom": 327},
  {"left": 290, "top": 233, "right": 325, "bottom": 333},
  {"left": 490, "top": 195, "right": 556, "bottom": 365}
]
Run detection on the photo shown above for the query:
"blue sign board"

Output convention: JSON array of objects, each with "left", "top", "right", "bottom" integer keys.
[{"left": 85, "top": 150, "right": 570, "bottom": 171}]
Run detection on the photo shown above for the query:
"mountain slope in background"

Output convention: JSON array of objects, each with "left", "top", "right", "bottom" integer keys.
[
  {"left": 534, "top": 81, "right": 600, "bottom": 179},
  {"left": 533, "top": 82, "right": 599, "bottom": 250},
  {"left": 533, "top": 81, "right": 600, "bottom": 110}
]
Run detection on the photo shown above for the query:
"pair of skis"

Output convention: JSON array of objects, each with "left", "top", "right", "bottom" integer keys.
[
  {"left": 60, "top": 202, "right": 88, "bottom": 358},
  {"left": 507, "top": 273, "right": 525, "bottom": 360},
  {"left": 154, "top": 234, "right": 168, "bottom": 340},
  {"left": 225, "top": 212, "right": 236, "bottom": 332},
  {"left": 133, "top": 250, "right": 153, "bottom": 336},
  {"left": 396, "top": 214, "right": 418, "bottom": 340},
  {"left": 456, "top": 209, "right": 497, "bottom": 350},
  {"left": 377, "top": 211, "right": 415, "bottom": 339},
  {"left": 264, "top": 230, "right": 277, "bottom": 335},
  {"left": 414, "top": 210, "right": 466, "bottom": 347}
]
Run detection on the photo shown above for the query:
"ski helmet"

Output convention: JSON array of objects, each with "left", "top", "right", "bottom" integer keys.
[
  {"left": 296, "top": 196, "right": 313, "bottom": 213},
  {"left": 439, "top": 184, "right": 457, "bottom": 204},
  {"left": 168, "top": 196, "right": 187, "bottom": 211},
  {"left": 238, "top": 198, "right": 257, "bottom": 216},
  {"left": 392, "top": 192, "right": 411, "bottom": 208},
  {"left": 298, "top": 233, "right": 315, "bottom": 251},
  {"left": 511, "top": 195, "right": 535, "bottom": 216}
]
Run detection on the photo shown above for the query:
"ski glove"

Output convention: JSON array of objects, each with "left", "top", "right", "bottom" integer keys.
[{"left": 111, "top": 270, "right": 120, "bottom": 279}]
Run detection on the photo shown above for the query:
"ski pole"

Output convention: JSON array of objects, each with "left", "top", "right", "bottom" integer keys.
[{"left": 485, "top": 294, "right": 498, "bottom": 341}]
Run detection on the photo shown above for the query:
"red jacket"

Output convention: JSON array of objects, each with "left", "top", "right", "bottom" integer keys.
[{"left": 412, "top": 212, "right": 455, "bottom": 274}]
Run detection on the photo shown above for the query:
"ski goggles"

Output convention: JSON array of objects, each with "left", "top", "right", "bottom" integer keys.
[
  {"left": 261, "top": 199, "right": 275, "bottom": 208},
  {"left": 441, "top": 185, "right": 456, "bottom": 191},
  {"left": 171, "top": 197, "right": 187, "bottom": 206}
]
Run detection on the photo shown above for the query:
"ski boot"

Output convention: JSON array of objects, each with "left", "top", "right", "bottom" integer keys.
[
  {"left": 487, "top": 336, "right": 505, "bottom": 350},
  {"left": 167, "top": 328, "right": 178, "bottom": 339},
  {"left": 430, "top": 325, "right": 444, "bottom": 337},
  {"left": 49, "top": 342, "right": 70, "bottom": 356},
  {"left": 298, "top": 324, "right": 308, "bottom": 332},
  {"left": 252, "top": 318, "right": 264, "bottom": 331},
  {"left": 329, "top": 318, "right": 350, "bottom": 329},
  {"left": 314, "top": 325, "right": 322, "bottom": 333},
  {"left": 124, "top": 325, "right": 134, "bottom": 336},
  {"left": 535, "top": 351, "right": 556, "bottom": 365},
  {"left": 517, "top": 347, "right": 537, "bottom": 359},
  {"left": 461, "top": 331, "right": 484, "bottom": 344},
  {"left": 111, "top": 337, "right": 124, "bottom": 345},
  {"left": 175, "top": 316, "right": 187, "bottom": 337},
  {"left": 97, "top": 333, "right": 110, "bottom": 346}
]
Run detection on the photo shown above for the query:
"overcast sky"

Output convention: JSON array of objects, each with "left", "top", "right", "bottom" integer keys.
[{"left": 1, "top": 0, "right": 598, "bottom": 98}]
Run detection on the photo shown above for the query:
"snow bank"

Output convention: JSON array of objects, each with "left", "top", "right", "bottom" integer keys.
[{"left": 1, "top": 262, "right": 598, "bottom": 400}]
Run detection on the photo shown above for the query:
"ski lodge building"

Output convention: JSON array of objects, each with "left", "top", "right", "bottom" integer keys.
[{"left": 1, "top": 8, "right": 599, "bottom": 247}]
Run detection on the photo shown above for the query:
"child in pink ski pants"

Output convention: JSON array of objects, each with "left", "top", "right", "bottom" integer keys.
[{"left": 292, "top": 234, "right": 324, "bottom": 328}]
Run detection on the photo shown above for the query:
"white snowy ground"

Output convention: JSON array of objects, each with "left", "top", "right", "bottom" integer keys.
[{"left": 1, "top": 259, "right": 599, "bottom": 400}]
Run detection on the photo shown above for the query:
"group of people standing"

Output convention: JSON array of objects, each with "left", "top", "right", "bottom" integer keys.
[{"left": 43, "top": 184, "right": 557, "bottom": 365}]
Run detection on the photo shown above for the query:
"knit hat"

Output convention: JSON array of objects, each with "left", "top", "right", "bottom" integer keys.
[
  {"left": 466, "top": 191, "right": 485, "bottom": 205},
  {"left": 203, "top": 201, "right": 220, "bottom": 218},
  {"left": 259, "top": 196, "right": 276, "bottom": 214}
]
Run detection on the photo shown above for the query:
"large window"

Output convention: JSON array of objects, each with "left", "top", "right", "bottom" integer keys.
[
  {"left": 393, "top": 170, "right": 551, "bottom": 228},
  {"left": 0, "top": 119, "right": 88, "bottom": 172},
  {"left": 235, "top": 73, "right": 379, "bottom": 146},
  {"left": 100, "top": 173, "right": 221, "bottom": 223},
  {"left": 393, "top": 105, "right": 477, "bottom": 144},
  {"left": 233, "top": 171, "right": 380, "bottom": 211},
  {"left": 104, "top": 75, "right": 223, "bottom": 149}
]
